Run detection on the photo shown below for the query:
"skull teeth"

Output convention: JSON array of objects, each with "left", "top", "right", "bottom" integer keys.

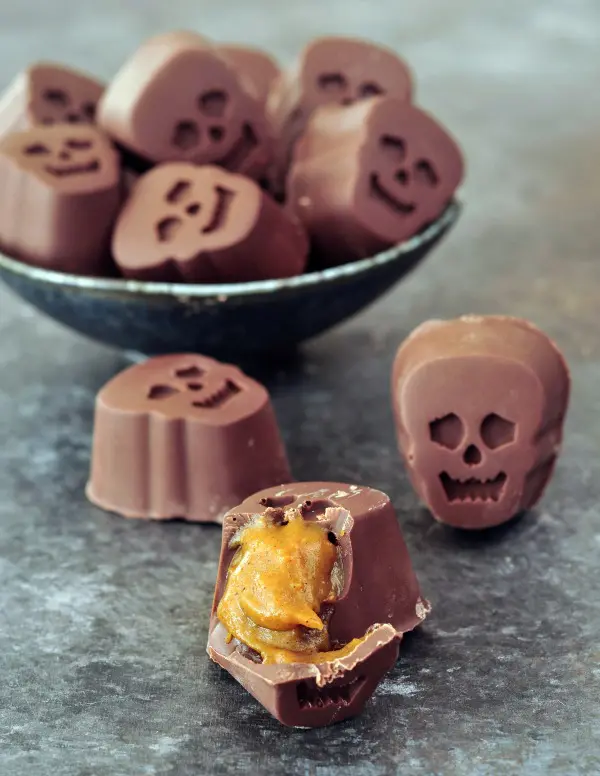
[{"left": 439, "top": 472, "right": 507, "bottom": 503}]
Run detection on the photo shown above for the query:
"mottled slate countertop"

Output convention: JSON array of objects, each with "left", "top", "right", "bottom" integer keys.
[{"left": 1, "top": 1, "right": 600, "bottom": 774}]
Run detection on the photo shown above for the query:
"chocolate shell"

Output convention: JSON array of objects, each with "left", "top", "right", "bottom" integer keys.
[
  {"left": 392, "top": 316, "right": 571, "bottom": 529},
  {"left": 86, "top": 354, "right": 291, "bottom": 523},
  {"left": 208, "top": 482, "right": 429, "bottom": 726}
]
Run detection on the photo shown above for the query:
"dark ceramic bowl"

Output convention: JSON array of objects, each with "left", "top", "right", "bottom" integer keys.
[{"left": 0, "top": 200, "right": 460, "bottom": 361}]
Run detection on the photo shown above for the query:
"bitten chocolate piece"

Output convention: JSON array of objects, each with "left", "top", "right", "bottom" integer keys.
[
  {"left": 208, "top": 482, "right": 429, "bottom": 727},
  {"left": 0, "top": 62, "right": 104, "bottom": 139},
  {"left": 392, "top": 316, "right": 570, "bottom": 530},
  {"left": 97, "top": 31, "right": 272, "bottom": 181},
  {"left": 218, "top": 45, "right": 280, "bottom": 104},
  {"left": 287, "top": 97, "right": 464, "bottom": 267},
  {"left": 112, "top": 163, "right": 308, "bottom": 283},
  {"left": 267, "top": 36, "right": 413, "bottom": 196},
  {"left": 0, "top": 124, "right": 120, "bottom": 274},
  {"left": 86, "top": 354, "right": 291, "bottom": 523}
]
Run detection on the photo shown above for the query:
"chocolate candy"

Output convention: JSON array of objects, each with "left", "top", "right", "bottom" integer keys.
[
  {"left": 86, "top": 354, "right": 291, "bottom": 523},
  {"left": 287, "top": 97, "right": 464, "bottom": 266},
  {"left": 267, "top": 36, "right": 413, "bottom": 196},
  {"left": 0, "top": 124, "right": 120, "bottom": 274},
  {"left": 208, "top": 482, "right": 429, "bottom": 727},
  {"left": 392, "top": 316, "right": 571, "bottom": 530},
  {"left": 0, "top": 62, "right": 103, "bottom": 139},
  {"left": 218, "top": 45, "right": 280, "bottom": 104},
  {"left": 97, "top": 31, "right": 272, "bottom": 181},
  {"left": 112, "top": 163, "right": 308, "bottom": 283}
]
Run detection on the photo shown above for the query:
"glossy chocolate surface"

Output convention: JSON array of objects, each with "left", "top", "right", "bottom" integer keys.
[{"left": 208, "top": 482, "right": 428, "bottom": 726}]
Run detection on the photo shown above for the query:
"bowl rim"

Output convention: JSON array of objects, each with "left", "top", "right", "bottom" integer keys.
[{"left": 0, "top": 199, "right": 460, "bottom": 298}]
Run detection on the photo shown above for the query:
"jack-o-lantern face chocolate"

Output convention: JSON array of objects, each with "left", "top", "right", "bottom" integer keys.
[
  {"left": 268, "top": 37, "right": 413, "bottom": 196},
  {"left": 392, "top": 316, "right": 571, "bottom": 529},
  {"left": 3, "top": 123, "right": 117, "bottom": 192},
  {"left": 208, "top": 482, "right": 429, "bottom": 727},
  {"left": 98, "top": 32, "right": 272, "bottom": 181},
  {"left": 287, "top": 97, "right": 464, "bottom": 266},
  {"left": 86, "top": 354, "right": 291, "bottom": 523},
  {"left": 112, "top": 162, "right": 308, "bottom": 283},
  {"left": 0, "top": 124, "right": 120, "bottom": 275}
]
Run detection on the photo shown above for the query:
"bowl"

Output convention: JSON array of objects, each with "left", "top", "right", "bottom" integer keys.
[{"left": 0, "top": 200, "right": 460, "bottom": 361}]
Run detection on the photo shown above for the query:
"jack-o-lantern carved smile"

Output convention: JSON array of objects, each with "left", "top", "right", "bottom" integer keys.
[
  {"left": 24, "top": 137, "right": 100, "bottom": 178},
  {"left": 98, "top": 32, "right": 272, "bottom": 182},
  {"left": 287, "top": 97, "right": 464, "bottom": 267},
  {"left": 392, "top": 316, "right": 571, "bottom": 530},
  {"left": 112, "top": 162, "right": 308, "bottom": 283},
  {"left": 0, "top": 123, "right": 120, "bottom": 275}
]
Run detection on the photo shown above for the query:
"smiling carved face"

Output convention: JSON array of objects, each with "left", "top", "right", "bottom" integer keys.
[
  {"left": 0, "top": 123, "right": 119, "bottom": 194},
  {"left": 98, "top": 32, "right": 272, "bottom": 181},
  {"left": 358, "top": 98, "right": 464, "bottom": 244}
]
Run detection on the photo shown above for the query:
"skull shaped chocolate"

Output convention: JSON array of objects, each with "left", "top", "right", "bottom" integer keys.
[
  {"left": 86, "top": 354, "right": 292, "bottom": 523},
  {"left": 112, "top": 163, "right": 308, "bottom": 283},
  {"left": 287, "top": 97, "right": 464, "bottom": 266},
  {"left": 0, "top": 62, "right": 104, "bottom": 140},
  {"left": 392, "top": 316, "right": 570, "bottom": 529},
  {"left": 0, "top": 124, "right": 120, "bottom": 274},
  {"left": 267, "top": 36, "right": 413, "bottom": 196},
  {"left": 208, "top": 482, "right": 429, "bottom": 727},
  {"left": 98, "top": 31, "right": 272, "bottom": 181}
]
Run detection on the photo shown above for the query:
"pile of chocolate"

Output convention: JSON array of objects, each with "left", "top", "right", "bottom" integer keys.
[
  {"left": 86, "top": 314, "right": 570, "bottom": 727},
  {"left": 0, "top": 32, "right": 464, "bottom": 281}
]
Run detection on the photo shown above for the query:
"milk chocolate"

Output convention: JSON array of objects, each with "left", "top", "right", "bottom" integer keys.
[
  {"left": 0, "top": 62, "right": 104, "bottom": 139},
  {"left": 287, "top": 97, "right": 464, "bottom": 266},
  {"left": 208, "top": 482, "right": 429, "bottom": 726},
  {"left": 86, "top": 354, "right": 291, "bottom": 523},
  {"left": 218, "top": 45, "right": 280, "bottom": 104},
  {"left": 0, "top": 124, "right": 120, "bottom": 274},
  {"left": 267, "top": 36, "right": 413, "bottom": 197},
  {"left": 112, "top": 163, "right": 308, "bottom": 283},
  {"left": 98, "top": 31, "right": 273, "bottom": 181},
  {"left": 392, "top": 316, "right": 571, "bottom": 530}
]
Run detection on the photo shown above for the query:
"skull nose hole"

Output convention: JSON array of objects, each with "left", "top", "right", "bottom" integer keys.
[
  {"left": 463, "top": 445, "right": 482, "bottom": 466},
  {"left": 58, "top": 151, "right": 71, "bottom": 160}
]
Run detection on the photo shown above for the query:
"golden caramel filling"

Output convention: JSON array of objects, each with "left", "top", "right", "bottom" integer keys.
[{"left": 217, "top": 508, "right": 365, "bottom": 664}]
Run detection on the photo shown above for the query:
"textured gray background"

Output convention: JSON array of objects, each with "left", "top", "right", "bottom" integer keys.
[{"left": 1, "top": 1, "right": 600, "bottom": 774}]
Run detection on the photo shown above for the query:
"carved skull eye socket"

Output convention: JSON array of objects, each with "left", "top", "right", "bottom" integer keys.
[
  {"left": 82, "top": 101, "right": 96, "bottom": 120},
  {"left": 43, "top": 88, "right": 70, "bottom": 107},
  {"left": 480, "top": 414, "right": 516, "bottom": 449},
  {"left": 317, "top": 73, "right": 348, "bottom": 93},
  {"left": 198, "top": 90, "right": 228, "bottom": 117},
  {"left": 380, "top": 135, "right": 406, "bottom": 163},
  {"left": 414, "top": 159, "right": 439, "bottom": 187},
  {"left": 24, "top": 143, "right": 50, "bottom": 155},
  {"left": 429, "top": 413, "right": 464, "bottom": 450},
  {"left": 359, "top": 81, "right": 384, "bottom": 98}
]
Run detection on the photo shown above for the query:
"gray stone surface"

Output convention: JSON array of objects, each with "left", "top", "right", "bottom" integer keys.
[{"left": 1, "top": 1, "right": 600, "bottom": 774}]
